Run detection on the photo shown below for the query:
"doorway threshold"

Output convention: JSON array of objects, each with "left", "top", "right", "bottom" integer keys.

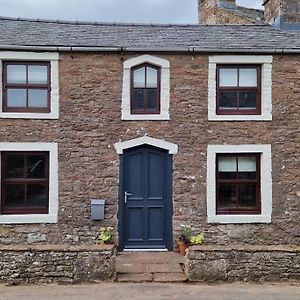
[{"left": 123, "top": 248, "right": 168, "bottom": 252}]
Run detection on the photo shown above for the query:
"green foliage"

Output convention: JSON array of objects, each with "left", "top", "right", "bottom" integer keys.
[
  {"left": 96, "top": 227, "right": 114, "bottom": 244},
  {"left": 190, "top": 233, "right": 205, "bottom": 245},
  {"left": 178, "top": 224, "right": 192, "bottom": 244}
]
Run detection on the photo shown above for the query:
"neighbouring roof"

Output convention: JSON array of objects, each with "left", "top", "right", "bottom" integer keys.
[
  {"left": 219, "top": 1, "right": 265, "bottom": 24},
  {"left": 0, "top": 16, "right": 300, "bottom": 53}
]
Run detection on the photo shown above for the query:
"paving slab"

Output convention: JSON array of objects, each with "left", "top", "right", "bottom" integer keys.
[
  {"left": 1, "top": 283, "right": 300, "bottom": 300},
  {"left": 145, "top": 263, "right": 183, "bottom": 273},
  {"left": 153, "top": 272, "right": 187, "bottom": 282},
  {"left": 117, "top": 273, "right": 153, "bottom": 282}
]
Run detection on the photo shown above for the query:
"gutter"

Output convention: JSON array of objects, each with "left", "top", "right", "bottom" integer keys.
[{"left": 0, "top": 44, "right": 299, "bottom": 54}]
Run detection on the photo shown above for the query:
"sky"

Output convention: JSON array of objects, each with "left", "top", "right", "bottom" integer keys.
[{"left": 0, "top": 0, "right": 263, "bottom": 24}]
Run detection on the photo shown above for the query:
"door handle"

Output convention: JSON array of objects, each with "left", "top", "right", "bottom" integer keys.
[{"left": 124, "top": 191, "right": 132, "bottom": 204}]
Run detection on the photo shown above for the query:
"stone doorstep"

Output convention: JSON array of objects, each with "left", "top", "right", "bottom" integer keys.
[
  {"left": 117, "top": 263, "right": 145, "bottom": 274},
  {"left": 117, "top": 273, "right": 153, "bottom": 283},
  {"left": 116, "top": 252, "right": 184, "bottom": 264},
  {"left": 144, "top": 263, "right": 183, "bottom": 273}
]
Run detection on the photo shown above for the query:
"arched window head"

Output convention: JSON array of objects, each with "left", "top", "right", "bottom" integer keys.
[{"left": 131, "top": 64, "right": 160, "bottom": 114}]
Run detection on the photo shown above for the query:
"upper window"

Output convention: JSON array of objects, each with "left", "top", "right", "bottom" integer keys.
[
  {"left": 208, "top": 55, "right": 273, "bottom": 121},
  {"left": 1, "top": 152, "right": 49, "bottom": 215},
  {"left": 122, "top": 55, "right": 170, "bottom": 121},
  {"left": 216, "top": 154, "right": 260, "bottom": 214},
  {"left": 217, "top": 65, "right": 261, "bottom": 115},
  {"left": 3, "top": 62, "right": 50, "bottom": 113},
  {"left": 131, "top": 64, "right": 160, "bottom": 114}
]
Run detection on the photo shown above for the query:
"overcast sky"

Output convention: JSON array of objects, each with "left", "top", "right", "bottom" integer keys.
[{"left": 0, "top": 0, "right": 263, "bottom": 24}]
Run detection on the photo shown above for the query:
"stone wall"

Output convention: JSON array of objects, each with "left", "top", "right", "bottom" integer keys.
[
  {"left": 186, "top": 245, "right": 300, "bottom": 282},
  {"left": 0, "top": 244, "right": 116, "bottom": 284},
  {"left": 0, "top": 53, "right": 299, "bottom": 248}
]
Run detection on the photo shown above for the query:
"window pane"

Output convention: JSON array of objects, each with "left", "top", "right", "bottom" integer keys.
[
  {"left": 7, "top": 89, "right": 26, "bottom": 107},
  {"left": 238, "top": 156, "right": 257, "bottom": 179},
  {"left": 28, "top": 65, "right": 48, "bottom": 84},
  {"left": 28, "top": 155, "right": 47, "bottom": 178},
  {"left": 4, "top": 155, "right": 24, "bottom": 178},
  {"left": 146, "top": 67, "right": 158, "bottom": 88},
  {"left": 4, "top": 184, "right": 25, "bottom": 208},
  {"left": 7, "top": 65, "right": 26, "bottom": 84},
  {"left": 218, "top": 185, "right": 237, "bottom": 208},
  {"left": 239, "top": 92, "right": 257, "bottom": 109},
  {"left": 27, "top": 184, "right": 47, "bottom": 207},
  {"left": 239, "top": 69, "right": 257, "bottom": 87},
  {"left": 219, "top": 68, "right": 238, "bottom": 87},
  {"left": 145, "top": 89, "right": 158, "bottom": 110},
  {"left": 219, "top": 92, "right": 238, "bottom": 109},
  {"left": 133, "top": 89, "right": 145, "bottom": 110},
  {"left": 28, "top": 89, "right": 48, "bottom": 107},
  {"left": 133, "top": 67, "right": 146, "bottom": 88},
  {"left": 218, "top": 157, "right": 237, "bottom": 179},
  {"left": 239, "top": 185, "right": 257, "bottom": 208}
]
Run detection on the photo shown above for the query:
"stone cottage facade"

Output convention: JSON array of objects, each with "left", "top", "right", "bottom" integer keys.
[{"left": 0, "top": 1, "right": 299, "bottom": 256}]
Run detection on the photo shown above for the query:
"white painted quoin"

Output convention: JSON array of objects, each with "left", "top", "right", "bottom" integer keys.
[
  {"left": 0, "top": 51, "right": 59, "bottom": 119},
  {"left": 207, "top": 144, "right": 272, "bottom": 224},
  {"left": 114, "top": 136, "right": 178, "bottom": 154},
  {"left": 0, "top": 143, "right": 59, "bottom": 224},
  {"left": 208, "top": 55, "right": 273, "bottom": 121},
  {"left": 121, "top": 54, "right": 170, "bottom": 120}
]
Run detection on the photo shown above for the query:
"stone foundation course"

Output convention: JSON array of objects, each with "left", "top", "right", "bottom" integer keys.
[
  {"left": 186, "top": 245, "right": 300, "bottom": 282},
  {"left": 0, "top": 244, "right": 116, "bottom": 285}
]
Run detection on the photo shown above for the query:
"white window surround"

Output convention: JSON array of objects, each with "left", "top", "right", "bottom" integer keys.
[
  {"left": 121, "top": 54, "right": 170, "bottom": 120},
  {"left": 208, "top": 55, "right": 273, "bottom": 121},
  {"left": 207, "top": 144, "right": 272, "bottom": 224},
  {"left": 0, "top": 142, "right": 58, "bottom": 224},
  {"left": 0, "top": 51, "right": 59, "bottom": 119},
  {"left": 114, "top": 136, "right": 178, "bottom": 154}
]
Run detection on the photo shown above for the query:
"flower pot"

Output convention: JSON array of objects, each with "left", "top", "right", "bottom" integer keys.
[{"left": 178, "top": 241, "right": 189, "bottom": 256}]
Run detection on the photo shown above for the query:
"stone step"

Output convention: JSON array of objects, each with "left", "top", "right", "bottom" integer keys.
[
  {"left": 117, "top": 252, "right": 184, "bottom": 264},
  {"left": 116, "top": 251, "right": 187, "bottom": 282},
  {"left": 117, "top": 273, "right": 153, "bottom": 282}
]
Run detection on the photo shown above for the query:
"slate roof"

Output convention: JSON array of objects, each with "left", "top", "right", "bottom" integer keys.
[{"left": 0, "top": 16, "right": 299, "bottom": 52}]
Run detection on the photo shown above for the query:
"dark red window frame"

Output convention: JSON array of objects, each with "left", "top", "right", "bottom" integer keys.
[
  {"left": 130, "top": 63, "right": 161, "bottom": 115},
  {"left": 216, "top": 65, "right": 261, "bottom": 115},
  {"left": 1, "top": 152, "right": 49, "bottom": 215},
  {"left": 2, "top": 61, "right": 51, "bottom": 113},
  {"left": 216, "top": 153, "right": 261, "bottom": 215}
]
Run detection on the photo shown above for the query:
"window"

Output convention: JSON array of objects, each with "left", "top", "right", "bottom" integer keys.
[
  {"left": 1, "top": 152, "right": 49, "bottom": 214},
  {"left": 131, "top": 64, "right": 160, "bottom": 114},
  {"left": 207, "top": 145, "right": 272, "bottom": 224},
  {"left": 217, "top": 65, "right": 261, "bottom": 115},
  {"left": 122, "top": 55, "right": 170, "bottom": 121},
  {"left": 0, "top": 51, "right": 59, "bottom": 119},
  {"left": 0, "top": 142, "right": 58, "bottom": 224},
  {"left": 208, "top": 56, "right": 272, "bottom": 121},
  {"left": 216, "top": 154, "right": 260, "bottom": 214},
  {"left": 3, "top": 62, "right": 50, "bottom": 113}
]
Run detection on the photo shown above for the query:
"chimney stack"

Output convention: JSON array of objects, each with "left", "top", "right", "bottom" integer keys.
[{"left": 263, "top": 0, "right": 300, "bottom": 28}]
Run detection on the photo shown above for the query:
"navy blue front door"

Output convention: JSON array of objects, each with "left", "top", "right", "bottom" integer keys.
[{"left": 119, "top": 145, "right": 173, "bottom": 250}]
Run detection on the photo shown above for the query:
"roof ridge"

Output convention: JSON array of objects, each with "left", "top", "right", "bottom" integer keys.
[{"left": 0, "top": 15, "right": 271, "bottom": 27}]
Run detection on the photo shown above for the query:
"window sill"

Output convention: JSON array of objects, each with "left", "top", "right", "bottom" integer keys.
[
  {"left": 208, "top": 113, "right": 272, "bottom": 121},
  {"left": 121, "top": 113, "right": 170, "bottom": 121},
  {"left": 0, "top": 112, "right": 59, "bottom": 119},
  {"left": 208, "top": 214, "right": 271, "bottom": 224},
  {"left": 0, "top": 214, "right": 57, "bottom": 224}
]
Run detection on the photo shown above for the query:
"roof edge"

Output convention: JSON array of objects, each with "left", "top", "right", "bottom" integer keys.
[{"left": 0, "top": 45, "right": 299, "bottom": 54}]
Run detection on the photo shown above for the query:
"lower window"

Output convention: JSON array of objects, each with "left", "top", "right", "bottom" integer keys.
[
  {"left": 1, "top": 152, "right": 49, "bottom": 214},
  {"left": 216, "top": 154, "right": 260, "bottom": 214}
]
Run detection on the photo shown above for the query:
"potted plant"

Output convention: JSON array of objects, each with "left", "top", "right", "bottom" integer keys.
[
  {"left": 96, "top": 227, "right": 114, "bottom": 244},
  {"left": 178, "top": 224, "right": 192, "bottom": 255}
]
